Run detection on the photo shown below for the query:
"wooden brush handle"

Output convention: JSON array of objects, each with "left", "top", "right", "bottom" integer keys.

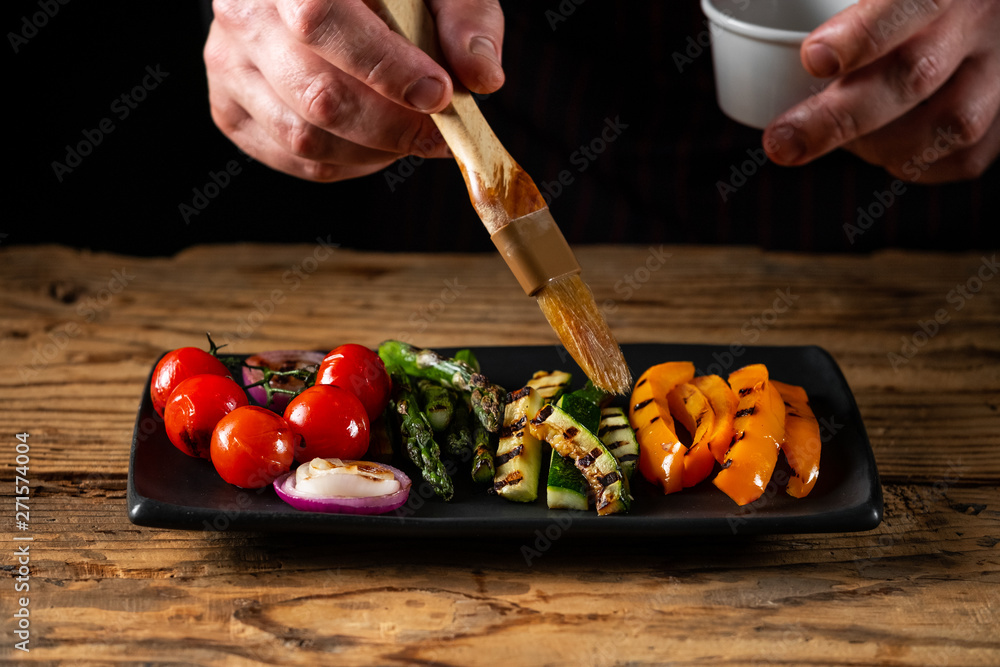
[{"left": 376, "top": 0, "right": 547, "bottom": 234}]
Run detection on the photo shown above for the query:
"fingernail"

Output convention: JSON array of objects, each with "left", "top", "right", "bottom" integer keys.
[
  {"left": 469, "top": 36, "right": 501, "bottom": 67},
  {"left": 767, "top": 124, "right": 806, "bottom": 164},
  {"left": 405, "top": 77, "right": 446, "bottom": 111},
  {"left": 804, "top": 42, "right": 840, "bottom": 78}
]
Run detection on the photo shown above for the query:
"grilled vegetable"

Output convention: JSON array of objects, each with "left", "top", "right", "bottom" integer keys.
[
  {"left": 666, "top": 382, "right": 718, "bottom": 488},
  {"left": 530, "top": 403, "right": 632, "bottom": 516},
  {"left": 691, "top": 374, "right": 739, "bottom": 464},
  {"left": 417, "top": 379, "right": 453, "bottom": 432},
  {"left": 273, "top": 459, "right": 412, "bottom": 515},
  {"left": 772, "top": 380, "right": 822, "bottom": 498},
  {"left": 570, "top": 379, "right": 611, "bottom": 410},
  {"left": 544, "top": 385, "right": 601, "bottom": 510},
  {"left": 629, "top": 362, "right": 694, "bottom": 494},
  {"left": 469, "top": 418, "right": 496, "bottom": 484},
  {"left": 444, "top": 391, "right": 474, "bottom": 456},
  {"left": 597, "top": 407, "right": 640, "bottom": 480},
  {"left": 712, "top": 364, "right": 785, "bottom": 506},
  {"left": 454, "top": 348, "right": 480, "bottom": 373},
  {"left": 525, "top": 370, "right": 573, "bottom": 403},
  {"left": 378, "top": 340, "right": 505, "bottom": 432},
  {"left": 387, "top": 369, "right": 453, "bottom": 501},
  {"left": 546, "top": 449, "right": 590, "bottom": 510},
  {"left": 493, "top": 386, "right": 545, "bottom": 502},
  {"left": 557, "top": 392, "right": 600, "bottom": 434}
]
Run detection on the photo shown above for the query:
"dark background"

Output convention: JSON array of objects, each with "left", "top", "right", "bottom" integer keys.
[{"left": 7, "top": 1, "right": 998, "bottom": 256}]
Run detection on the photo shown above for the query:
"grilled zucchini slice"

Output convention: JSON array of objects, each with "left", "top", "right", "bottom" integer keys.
[
  {"left": 598, "top": 407, "right": 640, "bottom": 480},
  {"left": 531, "top": 403, "right": 632, "bottom": 515},
  {"left": 525, "top": 370, "right": 573, "bottom": 404},
  {"left": 546, "top": 448, "right": 590, "bottom": 510},
  {"left": 492, "top": 386, "right": 544, "bottom": 502},
  {"left": 544, "top": 390, "right": 597, "bottom": 510}
]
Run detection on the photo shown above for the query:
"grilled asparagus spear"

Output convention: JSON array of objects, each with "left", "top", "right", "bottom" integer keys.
[
  {"left": 387, "top": 369, "right": 454, "bottom": 501},
  {"left": 378, "top": 340, "right": 505, "bottom": 432},
  {"left": 418, "top": 378, "right": 454, "bottom": 432},
  {"left": 470, "top": 417, "right": 495, "bottom": 483},
  {"left": 446, "top": 348, "right": 477, "bottom": 455},
  {"left": 444, "top": 390, "right": 474, "bottom": 456},
  {"left": 454, "top": 348, "right": 480, "bottom": 373}
]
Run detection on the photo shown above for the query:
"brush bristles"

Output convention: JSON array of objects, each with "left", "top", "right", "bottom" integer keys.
[{"left": 535, "top": 273, "right": 632, "bottom": 394}]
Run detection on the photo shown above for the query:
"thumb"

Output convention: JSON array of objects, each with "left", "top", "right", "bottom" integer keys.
[{"left": 429, "top": 0, "right": 506, "bottom": 94}]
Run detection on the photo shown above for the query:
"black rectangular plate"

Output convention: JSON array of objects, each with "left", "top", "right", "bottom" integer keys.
[{"left": 127, "top": 343, "right": 883, "bottom": 538}]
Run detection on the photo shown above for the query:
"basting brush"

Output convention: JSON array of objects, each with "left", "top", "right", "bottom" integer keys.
[{"left": 378, "top": 0, "right": 632, "bottom": 393}]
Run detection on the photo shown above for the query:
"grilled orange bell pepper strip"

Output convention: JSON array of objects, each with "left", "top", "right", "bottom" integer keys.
[
  {"left": 691, "top": 374, "right": 739, "bottom": 465},
  {"left": 771, "top": 380, "right": 822, "bottom": 498},
  {"left": 666, "top": 382, "right": 718, "bottom": 487},
  {"left": 713, "top": 364, "right": 786, "bottom": 506},
  {"left": 634, "top": 400, "right": 686, "bottom": 495},
  {"left": 628, "top": 362, "right": 694, "bottom": 494}
]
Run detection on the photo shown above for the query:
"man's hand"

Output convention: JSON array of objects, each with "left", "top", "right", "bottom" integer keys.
[
  {"left": 763, "top": 0, "right": 1000, "bottom": 182},
  {"left": 204, "top": 0, "right": 505, "bottom": 182}
]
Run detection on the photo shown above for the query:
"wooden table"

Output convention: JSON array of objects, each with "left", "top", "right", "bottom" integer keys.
[{"left": 2, "top": 243, "right": 998, "bottom": 666}]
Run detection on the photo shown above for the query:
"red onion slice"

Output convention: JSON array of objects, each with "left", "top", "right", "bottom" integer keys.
[
  {"left": 273, "top": 461, "right": 412, "bottom": 515},
  {"left": 242, "top": 350, "right": 325, "bottom": 412}
]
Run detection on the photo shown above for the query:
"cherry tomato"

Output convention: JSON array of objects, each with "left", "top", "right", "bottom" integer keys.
[
  {"left": 210, "top": 405, "right": 296, "bottom": 488},
  {"left": 151, "top": 347, "right": 231, "bottom": 417},
  {"left": 283, "top": 385, "right": 370, "bottom": 462},
  {"left": 164, "top": 374, "right": 249, "bottom": 458},
  {"left": 316, "top": 344, "right": 391, "bottom": 421}
]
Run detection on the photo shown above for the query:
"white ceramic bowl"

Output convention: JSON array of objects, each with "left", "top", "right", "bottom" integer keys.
[{"left": 701, "top": 0, "right": 857, "bottom": 129}]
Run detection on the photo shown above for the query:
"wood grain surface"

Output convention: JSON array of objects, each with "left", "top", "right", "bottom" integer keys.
[{"left": 1, "top": 243, "right": 998, "bottom": 666}]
